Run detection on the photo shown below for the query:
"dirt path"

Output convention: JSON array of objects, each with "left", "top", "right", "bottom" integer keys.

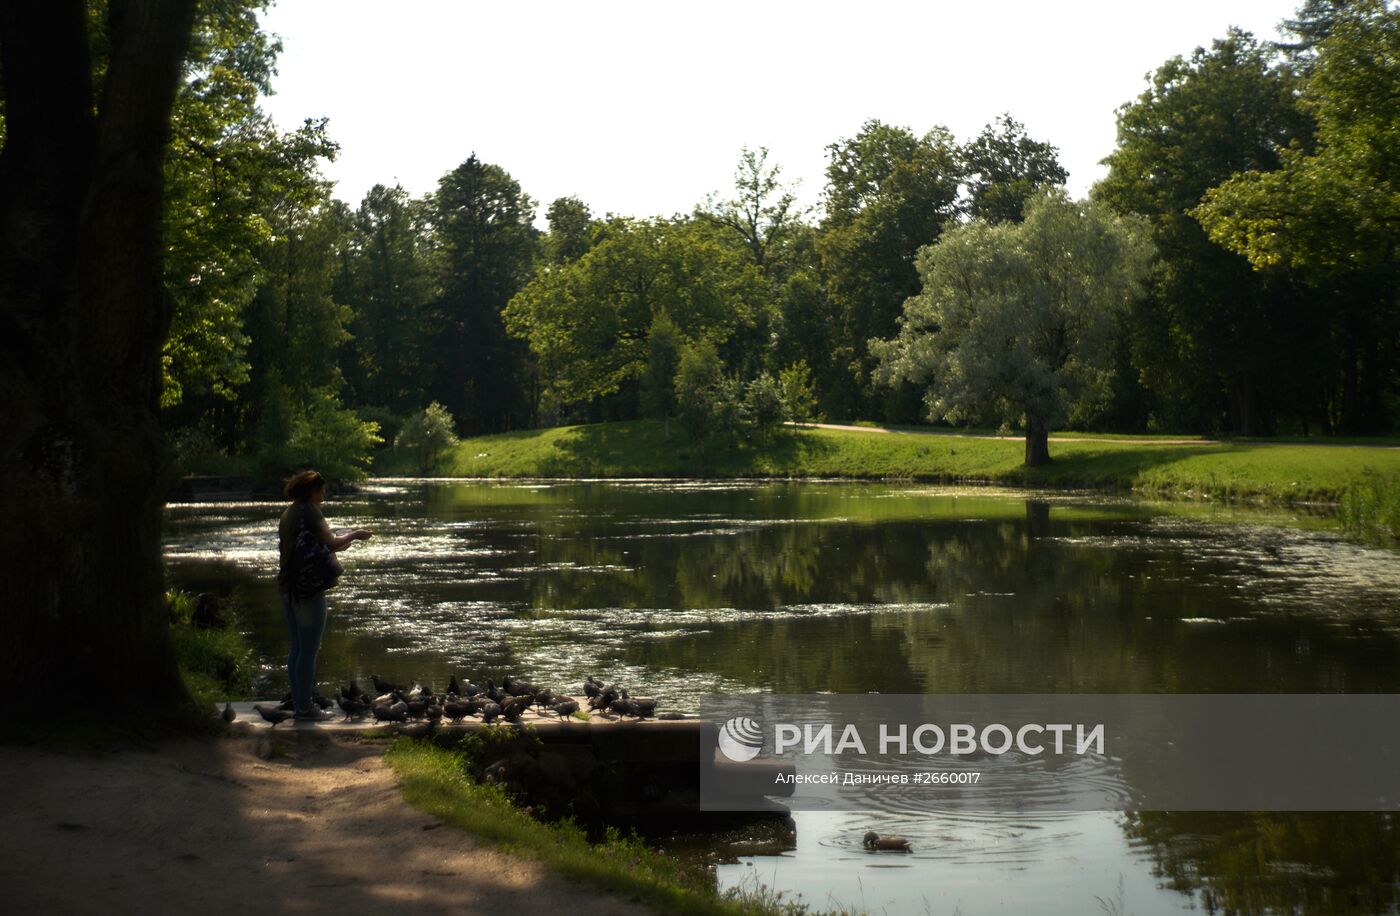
[{"left": 0, "top": 728, "right": 650, "bottom": 916}]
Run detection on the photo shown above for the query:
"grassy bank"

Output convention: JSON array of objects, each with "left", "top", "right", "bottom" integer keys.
[
  {"left": 436, "top": 420, "right": 1400, "bottom": 504},
  {"left": 386, "top": 740, "right": 815, "bottom": 915}
]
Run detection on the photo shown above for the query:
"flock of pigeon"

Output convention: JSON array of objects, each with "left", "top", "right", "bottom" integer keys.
[{"left": 243, "top": 673, "right": 670, "bottom": 729}]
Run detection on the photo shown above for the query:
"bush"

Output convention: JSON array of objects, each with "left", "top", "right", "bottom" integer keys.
[
  {"left": 778, "top": 361, "right": 819, "bottom": 423},
  {"left": 743, "top": 372, "right": 786, "bottom": 432},
  {"left": 167, "top": 590, "right": 255, "bottom": 709},
  {"left": 1339, "top": 474, "right": 1400, "bottom": 543},
  {"left": 284, "top": 387, "right": 383, "bottom": 481},
  {"left": 395, "top": 402, "right": 459, "bottom": 472}
]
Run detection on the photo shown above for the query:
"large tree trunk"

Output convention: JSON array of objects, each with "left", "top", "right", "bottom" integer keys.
[
  {"left": 0, "top": 0, "right": 197, "bottom": 723},
  {"left": 1024, "top": 414, "right": 1052, "bottom": 467}
]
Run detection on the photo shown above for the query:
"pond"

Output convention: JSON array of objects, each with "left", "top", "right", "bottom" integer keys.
[{"left": 164, "top": 479, "right": 1400, "bottom": 915}]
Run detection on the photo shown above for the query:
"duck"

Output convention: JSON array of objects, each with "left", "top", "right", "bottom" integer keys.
[
  {"left": 862, "top": 831, "right": 912, "bottom": 852},
  {"left": 254, "top": 704, "right": 294, "bottom": 727}
]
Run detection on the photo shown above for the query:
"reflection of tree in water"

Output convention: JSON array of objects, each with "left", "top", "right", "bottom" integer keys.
[
  {"left": 1125, "top": 810, "right": 1400, "bottom": 915},
  {"left": 618, "top": 501, "right": 1400, "bottom": 696}
]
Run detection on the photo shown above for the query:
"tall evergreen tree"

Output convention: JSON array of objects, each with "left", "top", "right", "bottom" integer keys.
[{"left": 427, "top": 155, "right": 540, "bottom": 433}]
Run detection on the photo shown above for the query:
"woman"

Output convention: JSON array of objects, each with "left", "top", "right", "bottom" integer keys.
[{"left": 278, "top": 470, "right": 372, "bottom": 720}]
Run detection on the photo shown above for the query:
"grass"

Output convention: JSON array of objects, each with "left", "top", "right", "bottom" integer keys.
[
  {"left": 386, "top": 739, "right": 824, "bottom": 915},
  {"left": 167, "top": 589, "right": 256, "bottom": 710},
  {"left": 435, "top": 420, "right": 1400, "bottom": 504},
  {"left": 1339, "top": 473, "right": 1400, "bottom": 542}
]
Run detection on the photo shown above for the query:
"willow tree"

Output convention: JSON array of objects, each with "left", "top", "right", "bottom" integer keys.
[
  {"left": 0, "top": 0, "right": 197, "bottom": 718},
  {"left": 872, "top": 192, "right": 1154, "bottom": 466}
]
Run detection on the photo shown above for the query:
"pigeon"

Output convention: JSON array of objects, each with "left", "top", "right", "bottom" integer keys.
[
  {"left": 254, "top": 704, "right": 294, "bottom": 727},
  {"left": 221, "top": 702, "right": 236, "bottom": 723},
  {"left": 401, "top": 720, "right": 434, "bottom": 740},
  {"left": 373, "top": 700, "right": 409, "bottom": 723},
  {"left": 501, "top": 695, "right": 533, "bottom": 722},
  {"left": 447, "top": 675, "right": 460, "bottom": 697},
  {"left": 552, "top": 698, "right": 579, "bottom": 719},
  {"left": 371, "top": 674, "right": 401, "bottom": 695},
  {"left": 479, "top": 702, "right": 501, "bottom": 724}
]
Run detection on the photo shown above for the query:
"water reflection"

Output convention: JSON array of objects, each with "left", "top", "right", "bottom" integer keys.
[{"left": 163, "top": 480, "right": 1400, "bottom": 915}]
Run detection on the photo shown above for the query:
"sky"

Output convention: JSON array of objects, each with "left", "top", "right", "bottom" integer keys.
[{"left": 258, "top": 0, "right": 1302, "bottom": 223}]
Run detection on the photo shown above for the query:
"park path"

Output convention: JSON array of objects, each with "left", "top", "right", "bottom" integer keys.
[
  {"left": 798, "top": 422, "right": 1400, "bottom": 449},
  {"left": 0, "top": 729, "right": 649, "bottom": 916}
]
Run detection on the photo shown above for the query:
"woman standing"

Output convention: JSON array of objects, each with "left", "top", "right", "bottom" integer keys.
[{"left": 278, "top": 470, "right": 372, "bottom": 720}]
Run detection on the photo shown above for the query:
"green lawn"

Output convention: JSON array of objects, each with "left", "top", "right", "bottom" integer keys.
[{"left": 435, "top": 420, "right": 1400, "bottom": 504}]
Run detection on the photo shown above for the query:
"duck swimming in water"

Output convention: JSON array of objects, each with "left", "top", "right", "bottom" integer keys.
[{"left": 862, "top": 831, "right": 912, "bottom": 852}]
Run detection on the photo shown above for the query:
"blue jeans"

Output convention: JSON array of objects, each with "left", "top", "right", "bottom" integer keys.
[{"left": 281, "top": 589, "right": 327, "bottom": 712}]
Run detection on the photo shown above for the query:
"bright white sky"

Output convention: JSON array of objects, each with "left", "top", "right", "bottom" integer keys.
[{"left": 259, "top": 0, "right": 1300, "bottom": 224}]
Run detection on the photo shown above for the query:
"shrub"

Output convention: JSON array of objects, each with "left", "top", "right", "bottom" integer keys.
[
  {"left": 1339, "top": 474, "right": 1400, "bottom": 543},
  {"left": 395, "top": 402, "right": 459, "bottom": 472},
  {"left": 777, "top": 361, "right": 819, "bottom": 423}
]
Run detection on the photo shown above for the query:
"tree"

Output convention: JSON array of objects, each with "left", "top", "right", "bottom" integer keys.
[
  {"left": 394, "top": 402, "right": 458, "bottom": 473},
  {"left": 818, "top": 120, "right": 965, "bottom": 419},
  {"left": 1196, "top": 0, "right": 1399, "bottom": 433},
  {"left": 335, "top": 183, "right": 435, "bottom": 413},
  {"left": 0, "top": 0, "right": 198, "bottom": 717},
  {"left": 503, "top": 217, "right": 764, "bottom": 417},
  {"left": 640, "top": 311, "right": 682, "bottom": 422},
  {"left": 1095, "top": 30, "right": 1315, "bottom": 435},
  {"left": 160, "top": 2, "right": 335, "bottom": 412},
  {"left": 778, "top": 361, "right": 819, "bottom": 423},
  {"left": 427, "top": 155, "right": 540, "bottom": 434},
  {"left": 960, "top": 113, "right": 1068, "bottom": 224},
  {"left": 698, "top": 146, "right": 802, "bottom": 275},
  {"left": 544, "top": 195, "right": 595, "bottom": 265},
  {"left": 873, "top": 193, "right": 1154, "bottom": 466}
]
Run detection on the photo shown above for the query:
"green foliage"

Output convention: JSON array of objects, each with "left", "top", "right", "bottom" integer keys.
[
  {"left": 1196, "top": 2, "right": 1398, "bottom": 275},
  {"left": 504, "top": 218, "right": 764, "bottom": 414},
  {"left": 285, "top": 388, "right": 383, "bottom": 481},
  {"left": 166, "top": 590, "right": 255, "bottom": 708},
  {"left": 698, "top": 146, "right": 802, "bottom": 273},
  {"left": 744, "top": 371, "right": 787, "bottom": 430},
  {"left": 641, "top": 312, "right": 682, "bottom": 420},
  {"left": 544, "top": 195, "right": 596, "bottom": 264},
  {"left": 675, "top": 337, "right": 726, "bottom": 436},
  {"left": 818, "top": 119, "right": 966, "bottom": 416},
  {"left": 873, "top": 192, "right": 1155, "bottom": 461},
  {"left": 778, "top": 361, "right": 820, "bottom": 422},
  {"left": 1095, "top": 29, "right": 1318, "bottom": 436},
  {"left": 161, "top": 0, "right": 336, "bottom": 409},
  {"left": 1339, "top": 474, "right": 1400, "bottom": 543},
  {"left": 427, "top": 155, "right": 540, "bottom": 434},
  {"left": 394, "top": 401, "right": 459, "bottom": 472},
  {"left": 960, "top": 113, "right": 1068, "bottom": 224},
  {"left": 336, "top": 184, "right": 436, "bottom": 413}
]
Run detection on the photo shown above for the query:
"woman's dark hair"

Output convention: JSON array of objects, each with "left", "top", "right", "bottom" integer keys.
[{"left": 283, "top": 470, "right": 325, "bottom": 501}]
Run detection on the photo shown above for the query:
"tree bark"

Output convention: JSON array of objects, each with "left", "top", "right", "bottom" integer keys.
[
  {"left": 1024, "top": 414, "right": 1052, "bottom": 467},
  {"left": 0, "top": 0, "right": 197, "bottom": 722}
]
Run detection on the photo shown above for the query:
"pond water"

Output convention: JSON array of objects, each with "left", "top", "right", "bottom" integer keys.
[{"left": 164, "top": 479, "right": 1400, "bottom": 915}]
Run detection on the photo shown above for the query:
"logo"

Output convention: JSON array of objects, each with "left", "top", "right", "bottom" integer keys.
[{"left": 717, "top": 716, "right": 764, "bottom": 762}]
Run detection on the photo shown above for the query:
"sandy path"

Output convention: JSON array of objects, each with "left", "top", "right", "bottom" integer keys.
[{"left": 0, "top": 728, "right": 650, "bottom": 916}]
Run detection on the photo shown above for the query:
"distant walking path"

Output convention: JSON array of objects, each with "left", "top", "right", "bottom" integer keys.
[{"left": 797, "top": 422, "right": 1400, "bottom": 449}]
